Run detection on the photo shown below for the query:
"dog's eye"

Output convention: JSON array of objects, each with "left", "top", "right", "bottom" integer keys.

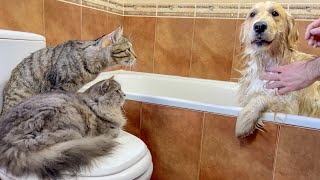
[
  {"left": 272, "top": 11, "right": 279, "bottom": 17},
  {"left": 249, "top": 12, "right": 256, "bottom": 17}
]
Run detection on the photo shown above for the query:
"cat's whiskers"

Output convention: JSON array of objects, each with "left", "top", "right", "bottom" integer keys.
[
  {"left": 128, "top": 34, "right": 136, "bottom": 43},
  {"left": 131, "top": 61, "right": 138, "bottom": 71}
]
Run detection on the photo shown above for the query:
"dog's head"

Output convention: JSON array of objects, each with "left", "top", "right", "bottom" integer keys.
[{"left": 240, "top": 1, "right": 297, "bottom": 53}]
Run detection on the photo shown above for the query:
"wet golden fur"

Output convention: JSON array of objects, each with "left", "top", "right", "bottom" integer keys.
[{"left": 236, "top": 1, "right": 320, "bottom": 137}]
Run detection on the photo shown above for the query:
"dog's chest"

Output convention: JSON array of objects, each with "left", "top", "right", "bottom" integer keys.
[{"left": 247, "top": 77, "right": 276, "bottom": 96}]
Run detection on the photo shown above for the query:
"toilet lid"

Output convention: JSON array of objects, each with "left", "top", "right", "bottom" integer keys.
[
  {"left": 0, "top": 131, "right": 149, "bottom": 180},
  {"left": 75, "top": 131, "right": 148, "bottom": 177}
]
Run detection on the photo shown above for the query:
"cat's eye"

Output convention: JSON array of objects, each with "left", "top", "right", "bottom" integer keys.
[
  {"left": 271, "top": 11, "right": 279, "bottom": 17},
  {"left": 249, "top": 12, "right": 256, "bottom": 18}
]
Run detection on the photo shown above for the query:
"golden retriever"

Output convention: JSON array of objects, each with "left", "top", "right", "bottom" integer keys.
[{"left": 236, "top": 1, "right": 320, "bottom": 137}]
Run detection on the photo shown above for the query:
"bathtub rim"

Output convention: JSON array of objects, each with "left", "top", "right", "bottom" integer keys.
[{"left": 81, "top": 70, "right": 320, "bottom": 131}]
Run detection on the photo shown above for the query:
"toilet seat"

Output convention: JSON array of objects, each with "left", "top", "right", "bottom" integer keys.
[{"left": 0, "top": 131, "right": 153, "bottom": 180}]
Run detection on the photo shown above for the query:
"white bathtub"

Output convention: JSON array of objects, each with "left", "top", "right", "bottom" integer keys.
[{"left": 79, "top": 70, "right": 320, "bottom": 130}]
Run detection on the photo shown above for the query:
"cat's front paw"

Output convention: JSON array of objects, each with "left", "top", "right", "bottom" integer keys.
[{"left": 235, "top": 107, "right": 263, "bottom": 137}]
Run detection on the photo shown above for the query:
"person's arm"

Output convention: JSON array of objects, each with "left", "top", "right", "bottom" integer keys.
[
  {"left": 260, "top": 18, "right": 320, "bottom": 94},
  {"left": 260, "top": 58, "right": 320, "bottom": 94}
]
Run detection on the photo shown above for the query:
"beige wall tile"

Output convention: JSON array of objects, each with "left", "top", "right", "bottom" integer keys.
[
  {"left": 274, "top": 125, "right": 320, "bottom": 179},
  {"left": 124, "top": 16, "right": 156, "bottom": 73},
  {"left": 190, "top": 19, "right": 236, "bottom": 81},
  {"left": 154, "top": 18, "right": 194, "bottom": 77},
  {"left": 123, "top": 100, "right": 141, "bottom": 138},
  {"left": 0, "top": 0, "right": 44, "bottom": 35},
  {"left": 200, "top": 113, "right": 279, "bottom": 180},
  {"left": 82, "top": 7, "right": 109, "bottom": 40},
  {"left": 141, "top": 103, "right": 204, "bottom": 180},
  {"left": 45, "top": 0, "right": 81, "bottom": 46}
]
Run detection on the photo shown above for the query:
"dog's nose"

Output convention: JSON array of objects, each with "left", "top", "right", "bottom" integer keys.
[{"left": 254, "top": 22, "right": 267, "bottom": 34}]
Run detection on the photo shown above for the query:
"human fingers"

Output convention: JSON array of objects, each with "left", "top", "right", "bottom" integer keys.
[
  {"left": 265, "top": 81, "right": 284, "bottom": 89},
  {"left": 265, "top": 66, "right": 283, "bottom": 73},
  {"left": 305, "top": 19, "right": 320, "bottom": 40},
  {"left": 308, "top": 35, "right": 315, "bottom": 46},
  {"left": 310, "top": 28, "right": 320, "bottom": 36},
  {"left": 260, "top": 74, "right": 281, "bottom": 81}
]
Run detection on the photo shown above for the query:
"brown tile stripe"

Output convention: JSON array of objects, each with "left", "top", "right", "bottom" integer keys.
[{"left": 59, "top": 1, "right": 320, "bottom": 20}]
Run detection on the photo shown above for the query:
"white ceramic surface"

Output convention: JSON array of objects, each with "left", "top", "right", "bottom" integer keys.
[
  {"left": 80, "top": 70, "right": 320, "bottom": 130},
  {"left": 0, "top": 30, "right": 46, "bottom": 111}
]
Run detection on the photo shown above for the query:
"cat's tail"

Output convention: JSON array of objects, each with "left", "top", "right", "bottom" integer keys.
[{"left": 0, "top": 135, "right": 116, "bottom": 179}]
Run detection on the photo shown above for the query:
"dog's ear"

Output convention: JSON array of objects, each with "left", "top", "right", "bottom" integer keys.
[{"left": 286, "top": 13, "right": 298, "bottom": 50}]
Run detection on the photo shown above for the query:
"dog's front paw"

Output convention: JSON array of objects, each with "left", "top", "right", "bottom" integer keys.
[{"left": 235, "top": 107, "right": 263, "bottom": 137}]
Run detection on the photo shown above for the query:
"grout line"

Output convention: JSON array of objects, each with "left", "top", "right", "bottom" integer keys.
[
  {"left": 43, "top": 0, "right": 45, "bottom": 38},
  {"left": 237, "top": 2, "right": 240, "bottom": 19},
  {"left": 197, "top": 112, "right": 206, "bottom": 180},
  {"left": 80, "top": 0, "right": 83, "bottom": 40},
  {"left": 122, "top": 1, "right": 125, "bottom": 16},
  {"left": 152, "top": 17, "right": 158, "bottom": 73},
  {"left": 139, "top": 102, "right": 143, "bottom": 137},
  {"left": 155, "top": 3, "right": 158, "bottom": 17},
  {"left": 188, "top": 17, "right": 196, "bottom": 77},
  {"left": 272, "top": 125, "right": 282, "bottom": 180}
]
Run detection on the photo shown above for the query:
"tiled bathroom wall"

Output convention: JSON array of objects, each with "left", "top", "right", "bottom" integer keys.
[
  {"left": 0, "top": 0, "right": 123, "bottom": 46},
  {"left": 1, "top": 0, "right": 320, "bottom": 80},
  {"left": 124, "top": 100, "right": 320, "bottom": 180},
  {"left": 68, "top": 0, "right": 320, "bottom": 81}
]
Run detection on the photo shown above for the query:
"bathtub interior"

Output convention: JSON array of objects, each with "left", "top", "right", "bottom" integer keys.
[
  {"left": 81, "top": 70, "right": 239, "bottom": 107},
  {"left": 80, "top": 70, "right": 320, "bottom": 130}
]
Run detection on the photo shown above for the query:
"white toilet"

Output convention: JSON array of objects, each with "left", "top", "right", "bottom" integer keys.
[{"left": 0, "top": 30, "right": 153, "bottom": 180}]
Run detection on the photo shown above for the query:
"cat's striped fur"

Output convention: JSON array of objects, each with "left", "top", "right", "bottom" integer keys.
[
  {"left": 0, "top": 78, "right": 126, "bottom": 179},
  {"left": 1, "top": 26, "right": 136, "bottom": 114}
]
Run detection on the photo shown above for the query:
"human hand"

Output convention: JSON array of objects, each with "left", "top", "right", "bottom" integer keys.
[
  {"left": 305, "top": 18, "right": 320, "bottom": 48},
  {"left": 260, "top": 60, "right": 320, "bottom": 94}
]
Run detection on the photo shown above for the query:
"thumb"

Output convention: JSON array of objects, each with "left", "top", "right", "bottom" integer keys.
[{"left": 310, "top": 28, "right": 320, "bottom": 35}]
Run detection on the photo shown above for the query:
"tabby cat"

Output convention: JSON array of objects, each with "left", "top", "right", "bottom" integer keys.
[
  {"left": 0, "top": 77, "right": 126, "bottom": 179},
  {"left": 1, "top": 26, "right": 136, "bottom": 114}
]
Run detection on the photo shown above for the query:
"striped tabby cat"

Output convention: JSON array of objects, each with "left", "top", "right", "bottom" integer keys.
[
  {"left": 1, "top": 26, "right": 136, "bottom": 114},
  {"left": 0, "top": 77, "right": 126, "bottom": 179}
]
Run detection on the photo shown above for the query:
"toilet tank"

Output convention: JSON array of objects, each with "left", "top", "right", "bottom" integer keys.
[{"left": 0, "top": 30, "right": 46, "bottom": 111}]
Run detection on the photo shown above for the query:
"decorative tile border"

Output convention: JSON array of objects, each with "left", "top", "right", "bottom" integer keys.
[
  {"left": 108, "top": 0, "right": 124, "bottom": 15},
  {"left": 124, "top": 3, "right": 156, "bottom": 16},
  {"left": 289, "top": 3, "right": 320, "bottom": 20},
  {"left": 60, "top": 0, "right": 320, "bottom": 20},
  {"left": 82, "top": 0, "right": 110, "bottom": 12},
  {"left": 157, "top": 4, "right": 195, "bottom": 17},
  {"left": 196, "top": 3, "right": 238, "bottom": 19}
]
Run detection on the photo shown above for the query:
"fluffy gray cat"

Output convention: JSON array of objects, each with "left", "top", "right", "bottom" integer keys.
[
  {"left": 1, "top": 26, "right": 136, "bottom": 115},
  {"left": 0, "top": 77, "right": 126, "bottom": 179}
]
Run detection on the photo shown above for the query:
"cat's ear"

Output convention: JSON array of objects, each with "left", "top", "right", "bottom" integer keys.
[
  {"left": 100, "top": 35, "right": 111, "bottom": 49},
  {"left": 107, "top": 26, "right": 123, "bottom": 44},
  {"left": 100, "top": 80, "right": 110, "bottom": 94},
  {"left": 108, "top": 75, "right": 115, "bottom": 80}
]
